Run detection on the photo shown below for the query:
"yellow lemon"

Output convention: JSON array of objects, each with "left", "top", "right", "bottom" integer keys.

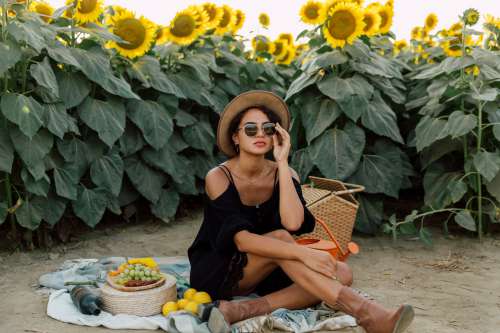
[
  {"left": 183, "top": 288, "right": 197, "bottom": 300},
  {"left": 177, "top": 298, "right": 189, "bottom": 309},
  {"left": 162, "top": 301, "right": 178, "bottom": 316},
  {"left": 184, "top": 301, "right": 199, "bottom": 314},
  {"left": 192, "top": 291, "right": 212, "bottom": 304}
]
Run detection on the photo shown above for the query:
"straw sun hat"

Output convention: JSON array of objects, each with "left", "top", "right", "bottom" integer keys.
[{"left": 216, "top": 90, "right": 291, "bottom": 157}]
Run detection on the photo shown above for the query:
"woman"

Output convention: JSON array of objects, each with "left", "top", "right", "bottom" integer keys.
[{"left": 188, "top": 91, "right": 414, "bottom": 333}]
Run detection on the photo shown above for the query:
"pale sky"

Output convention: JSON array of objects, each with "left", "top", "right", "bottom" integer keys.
[{"left": 51, "top": 0, "right": 499, "bottom": 42}]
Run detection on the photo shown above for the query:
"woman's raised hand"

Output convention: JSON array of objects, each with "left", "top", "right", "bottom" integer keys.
[{"left": 272, "top": 123, "right": 291, "bottom": 163}]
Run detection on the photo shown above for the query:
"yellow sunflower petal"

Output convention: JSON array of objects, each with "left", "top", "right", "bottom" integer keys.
[
  {"left": 272, "top": 39, "right": 288, "bottom": 58},
  {"left": 370, "top": 3, "right": 393, "bottom": 34},
  {"left": 276, "top": 46, "right": 297, "bottom": 65},
  {"left": 156, "top": 25, "right": 169, "bottom": 45},
  {"left": 323, "top": 1, "right": 365, "bottom": 48},
  {"left": 73, "top": 0, "right": 104, "bottom": 24},
  {"left": 232, "top": 9, "right": 245, "bottom": 34},
  {"left": 202, "top": 3, "right": 223, "bottom": 30},
  {"left": 424, "top": 13, "right": 438, "bottom": 31},
  {"left": 393, "top": 39, "right": 408, "bottom": 55},
  {"left": 164, "top": 7, "right": 203, "bottom": 45},
  {"left": 258, "top": 13, "right": 270, "bottom": 28},
  {"left": 106, "top": 10, "right": 156, "bottom": 58},
  {"left": 252, "top": 35, "right": 275, "bottom": 54},
  {"left": 29, "top": 0, "right": 54, "bottom": 23},
  {"left": 361, "top": 8, "right": 381, "bottom": 36},
  {"left": 299, "top": 0, "right": 326, "bottom": 25},
  {"left": 215, "top": 5, "right": 236, "bottom": 36},
  {"left": 278, "top": 33, "right": 294, "bottom": 45}
]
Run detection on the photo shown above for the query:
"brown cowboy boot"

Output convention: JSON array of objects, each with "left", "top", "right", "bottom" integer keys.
[
  {"left": 335, "top": 286, "right": 414, "bottom": 333},
  {"left": 201, "top": 297, "right": 272, "bottom": 333}
]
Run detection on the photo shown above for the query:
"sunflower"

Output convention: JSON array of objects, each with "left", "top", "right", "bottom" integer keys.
[
  {"left": 299, "top": 0, "right": 326, "bottom": 25},
  {"left": 29, "top": 0, "right": 54, "bottom": 23},
  {"left": 278, "top": 33, "right": 294, "bottom": 45},
  {"left": 449, "top": 22, "right": 463, "bottom": 33},
  {"left": 191, "top": 5, "right": 210, "bottom": 32},
  {"left": 259, "top": 13, "right": 270, "bottom": 28},
  {"left": 361, "top": 8, "right": 380, "bottom": 36},
  {"left": 465, "top": 65, "right": 480, "bottom": 76},
  {"left": 323, "top": 1, "right": 365, "bottom": 48},
  {"left": 463, "top": 8, "right": 479, "bottom": 26},
  {"left": 252, "top": 35, "right": 275, "bottom": 54},
  {"left": 202, "top": 3, "right": 223, "bottom": 30},
  {"left": 441, "top": 40, "right": 462, "bottom": 57},
  {"left": 424, "top": 13, "right": 438, "bottom": 31},
  {"left": 106, "top": 9, "right": 156, "bottom": 58},
  {"left": 163, "top": 7, "right": 203, "bottom": 45},
  {"left": 68, "top": 0, "right": 104, "bottom": 24},
  {"left": 156, "top": 25, "right": 169, "bottom": 45},
  {"left": 374, "top": 3, "right": 393, "bottom": 34},
  {"left": 393, "top": 39, "right": 408, "bottom": 55},
  {"left": 215, "top": 5, "right": 236, "bottom": 35},
  {"left": 276, "top": 46, "right": 297, "bottom": 65},
  {"left": 324, "top": 0, "right": 342, "bottom": 17},
  {"left": 410, "top": 26, "right": 421, "bottom": 40},
  {"left": 232, "top": 9, "right": 245, "bottom": 33},
  {"left": 295, "top": 43, "right": 310, "bottom": 56},
  {"left": 272, "top": 38, "right": 288, "bottom": 58}
]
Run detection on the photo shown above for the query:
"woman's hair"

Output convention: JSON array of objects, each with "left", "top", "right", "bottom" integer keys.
[{"left": 228, "top": 105, "right": 281, "bottom": 152}]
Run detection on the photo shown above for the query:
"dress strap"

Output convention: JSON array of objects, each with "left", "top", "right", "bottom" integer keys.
[{"left": 218, "top": 164, "right": 235, "bottom": 184}]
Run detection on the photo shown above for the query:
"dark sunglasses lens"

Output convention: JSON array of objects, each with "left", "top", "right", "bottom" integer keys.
[
  {"left": 244, "top": 124, "right": 258, "bottom": 136},
  {"left": 263, "top": 123, "right": 276, "bottom": 135}
]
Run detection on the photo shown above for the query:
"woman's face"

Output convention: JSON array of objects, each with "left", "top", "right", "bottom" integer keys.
[{"left": 232, "top": 108, "right": 274, "bottom": 156}]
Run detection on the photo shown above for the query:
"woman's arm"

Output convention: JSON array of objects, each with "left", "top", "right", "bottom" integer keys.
[{"left": 277, "top": 162, "right": 304, "bottom": 231}]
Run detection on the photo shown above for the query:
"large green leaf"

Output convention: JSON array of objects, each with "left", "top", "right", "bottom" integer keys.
[
  {"left": 302, "top": 50, "right": 348, "bottom": 71},
  {"left": 10, "top": 128, "right": 53, "bottom": 180},
  {"left": 355, "top": 194, "right": 383, "bottom": 234},
  {"left": 182, "top": 117, "right": 215, "bottom": 154},
  {"left": 32, "top": 193, "right": 67, "bottom": 226},
  {"left": 446, "top": 110, "right": 477, "bottom": 139},
  {"left": 285, "top": 70, "right": 320, "bottom": 101},
  {"left": 151, "top": 189, "right": 180, "bottom": 223},
  {"left": 0, "top": 41, "right": 21, "bottom": 76},
  {"left": 338, "top": 94, "right": 369, "bottom": 122},
  {"left": 473, "top": 151, "right": 500, "bottom": 182},
  {"left": 90, "top": 152, "right": 124, "bottom": 196},
  {"left": 361, "top": 92, "right": 403, "bottom": 143},
  {"left": 486, "top": 171, "right": 500, "bottom": 202},
  {"left": 56, "top": 71, "right": 91, "bottom": 109},
  {"left": 79, "top": 97, "right": 126, "bottom": 147},
  {"left": 309, "top": 122, "right": 365, "bottom": 180},
  {"left": 141, "top": 145, "right": 191, "bottom": 183},
  {"left": 132, "top": 56, "right": 185, "bottom": 98},
  {"left": 47, "top": 43, "right": 80, "bottom": 68},
  {"left": 30, "top": 57, "right": 59, "bottom": 98},
  {"left": 44, "top": 103, "right": 79, "bottom": 139},
  {"left": 6, "top": 21, "right": 47, "bottom": 53},
  {"left": 470, "top": 87, "right": 498, "bottom": 101},
  {"left": 15, "top": 199, "right": 42, "bottom": 230},
  {"left": 173, "top": 172, "right": 199, "bottom": 195},
  {"left": 423, "top": 164, "right": 461, "bottom": 209},
  {"left": 21, "top": 169, "right": 50, "bottom": 197},
  {"left": 420, "top": 138, "right": 462, "bottom": 170},
  {"left": 124, "top": 156, "right": 167, "bottom": 203},
  {"left": 486, "top": 104, "right": 500, "bottom": 142},
  {"left": 57, "top": 135, "right": 105, "bottom": 177},
  {"left": 72, "top": 186, "right": 108, "bottom": 228},
  {"left": 0, "top": 128, "right": 14, "bottom": 173},
  {"left": 0, "top": 201, "right": 7, "bottom": 225},
  {"left": 291, "top": 148, "right": 314, "bottom": 183},
  {"left": 348, "top": 154, "right": 400, "bottom": 198},
  {"left": 127, "top": 100, "right": 174, "bottom": 150},
  {"left": 70, "top": 48, "right": 139, "bottom": 99},
  {"left": 415, "top": 116, "right": 449, "bottom": 152},
  {"left": 1, "top": 93, "right": 44, "bottom": 139},
  {"left": 53, "top": 163, "right": 80, "bottom": 200},
  {"left": 454, "top": 211, "right": 477, "bottom": 232},
  {"left": 301, "top": 98, "right": 341, "bottom": 144},
  {"left": 317, "top": 74, "right": 373, "bottom": 101},
  {"left": 190, "top": 152, "right": 217, "bottom": 179},
  {"left": 370, "top": 77, "right": 406, "bottom": 104},
  {"left": 447, "top": 179, "right": 467, "bottom": 204},
  {"left": 119, "top": 123, "right": 145, "bottom": 156}
]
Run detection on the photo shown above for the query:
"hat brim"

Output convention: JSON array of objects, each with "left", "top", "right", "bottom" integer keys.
[{"left": 217, "top": 90, "right": 291, "bottom": 157}]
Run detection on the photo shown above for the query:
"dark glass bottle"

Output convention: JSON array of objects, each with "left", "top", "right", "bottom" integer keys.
[{"left": 70, "top": 286, "right": 103, "bottom": 315}]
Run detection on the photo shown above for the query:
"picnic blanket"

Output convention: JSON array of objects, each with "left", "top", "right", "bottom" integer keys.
[{"left": 38, "top": 256, "right": 365, "bottom": 333}]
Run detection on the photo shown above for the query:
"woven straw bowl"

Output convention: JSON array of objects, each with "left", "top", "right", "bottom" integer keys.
[{"left": 101, "top": 273, "right": 177, "bottom": 316}]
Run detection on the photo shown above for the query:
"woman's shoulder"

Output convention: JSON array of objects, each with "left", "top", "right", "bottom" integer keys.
[{"left": 205, "top": 166, "right": 232, "bottom": 201}]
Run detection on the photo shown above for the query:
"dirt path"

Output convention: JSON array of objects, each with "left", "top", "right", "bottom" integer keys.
[{"left": 1, "top": 209, "right": 499, "bottom": 333}]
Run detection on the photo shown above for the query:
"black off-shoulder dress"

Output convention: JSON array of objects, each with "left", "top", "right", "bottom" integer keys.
[{"left": 188, "top": 164, "right": 316, "bottom": 300}]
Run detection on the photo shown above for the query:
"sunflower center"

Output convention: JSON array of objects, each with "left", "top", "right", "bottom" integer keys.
[
  {"left": 255, "top": 41, "right": 270, "bottom": 53},
  {"left": 204, "top": 5, "right": 216, "bottom": 21},
  {"left": 363, "top": 14, "right": 374, "bottom": 32},
  {"left": 219, "top": 8, "right": 230, "bottom": 27},
  {"left": 426, "top": 17, "right": 435, "bottom": 27},
  {"left": 115, "top": 18, "right": 146, "bottom": 50},
  {"left": 273, "top": 42, "right": 284, "bottom": 55},
  {"left": 235, "top": 12, "right": 242, "bottom": 26},
  {"left": 328, "top": 10, "right": 356, "bottom": 39},
  {"left": 305, "top": 5, "right": 320, "bottom": 19},
  {"left": 79, "top": 0, "right": 98, "bottom": 14},
  {"left": 171, "top": 14, "right": 196, "bottom": 37},
  {"left": 379, "top": 10, "right": 388, "bottom": 28}
]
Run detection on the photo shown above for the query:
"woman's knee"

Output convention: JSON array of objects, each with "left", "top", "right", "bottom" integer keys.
[
  {"left": 336, "top": 261, "right": 353, "bottom": 286},
  {"left": 265, "top": 229, "right": 295, "bottom": 243}
]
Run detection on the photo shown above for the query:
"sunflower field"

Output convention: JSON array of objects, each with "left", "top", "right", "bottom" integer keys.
[{"left": 0, "top": 0, "right": 498, "bottom": 248}]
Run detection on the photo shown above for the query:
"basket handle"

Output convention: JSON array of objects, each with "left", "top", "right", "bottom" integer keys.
[
  {"left": 331, "top": 183, "right": 365, "bottom": 196},
  {"left": 314, "top": 217, "right": 346, "bottom": 258}
]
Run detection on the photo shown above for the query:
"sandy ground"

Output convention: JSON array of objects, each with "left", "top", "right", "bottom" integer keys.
[{"left": 1, "top": 208, "right": 500, "bottom": 333}]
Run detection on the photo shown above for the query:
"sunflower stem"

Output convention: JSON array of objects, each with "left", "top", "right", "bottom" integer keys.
[{"left": 476, "top": 100, "right": 483, "bottom": 241}]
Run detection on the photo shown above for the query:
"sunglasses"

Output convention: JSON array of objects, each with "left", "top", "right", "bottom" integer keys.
[{"left": 237, "top": 122, "right": 277, "bottom": 137}]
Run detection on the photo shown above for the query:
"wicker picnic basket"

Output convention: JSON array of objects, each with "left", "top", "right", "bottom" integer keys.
[
  {"left": 298, "top": 176, "right": 364, "bottom": 254},
  {"left": 101, "top": 273, "right": 177, "bottom": 316}
]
